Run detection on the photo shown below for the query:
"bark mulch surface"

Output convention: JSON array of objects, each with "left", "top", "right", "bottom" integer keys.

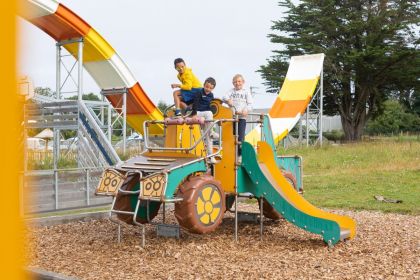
[{"left": 27, "top": 204, "right": 419, "bottom": 280}]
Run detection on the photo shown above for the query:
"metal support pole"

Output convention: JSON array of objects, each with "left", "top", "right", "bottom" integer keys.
[
  {"left": 162, "top": 202, "right": 166, "bottom": 223},
  {"left": 85, "top": 169, "right": 90, "bottom": 206},
  {"left": 54, "top": 45, "right": 61, "bottom": 168},
  {"left": 234, "top": 192, "right": 238, "bottom": 242},
  {"left": 299, "top": 117, "right": 303, "bottom": 145},
  {"left": 108, "top": 103, "right": 112, "bottom": 143},
  {"left": 141, "top": 226, "right": 145, "bottom": 248},
  {"left": 123, "top": 91, "right": 127, "bottom": 155},
  {"left": 259, "top": 196, "right": 264, "bottom": 241},
  {"left": 56, "top": 45, "right": 61, "bottom": 99},
  {"left": 234, "top": 116, "right": 239, "bottom": 242},
  {"left": 77, "top": 39, "right": 84, "bottom": 101},
  {"left": 306, "top": 110, "right": 309, "bottom": 147},
  {"left": 100, "top": 95, "right": 105, "bottom": 125},
  {"left": 319, "top": 67, "right": 324, "bottom": 146},
  {"left": 53, "top": 129, "right": 60, "bottom": 170},
  {"left": 54, "top": 170, "right": 58, "bottom": 210}
]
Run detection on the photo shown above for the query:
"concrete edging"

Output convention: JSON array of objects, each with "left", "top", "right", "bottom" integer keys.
[
  {"left": 27, "top": 268, "right": 80, "bottom": 280},
  {"left": 27, "top": 210, "right": 110, "bottom": 227}
]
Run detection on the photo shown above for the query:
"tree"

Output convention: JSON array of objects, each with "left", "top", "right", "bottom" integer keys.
[
  {"left": 34, "top": 87, "right": 55, "bottom": 97},
  {"left": 413, "top": 91, "right": 420, "bottom": 116},
  {"left": 66, "top": 92, "right": 101, "bottom": 101},
  {"left": 259, "top": 0, "right": 419, "bottom": 140},
  {"left": 157, "top": 100, "right": 170, "bottom": 113},
  {"left": 365, "top": 100, "right": 420, "bottom": 134}
]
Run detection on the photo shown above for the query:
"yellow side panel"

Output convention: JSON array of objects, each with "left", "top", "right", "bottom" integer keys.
[
  {"left": 163, "top": 124, "right": 205, "bottom": 157},
  {"left": 258, "top": 142, "right": 356, "bottom": 239},
  {"left": 278, "top": 78, "right": 319, "bottom": 101},
  {"left": 64, "top": 28, "right": 115, "bottom": 62},
  {"left": 244, "top": 127, "right": 261, "bottom": 147},
  {"left": 273, "top": 129, "right": 289, "bottom": 143},
  {"left": 212, "top": 100, "right": 236, "bottom": 193}
]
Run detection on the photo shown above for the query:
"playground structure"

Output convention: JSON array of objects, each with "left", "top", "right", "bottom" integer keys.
[{"left": 19, "top": 0, "right": 356, "bottom": 245}]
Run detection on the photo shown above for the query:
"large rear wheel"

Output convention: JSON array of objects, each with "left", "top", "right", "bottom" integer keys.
[
  {"left": 175, "top": 175, "right": 225, "bottom": 234},
  {"left": 258, "top": 171, "right": 297, "bottom": 220}
]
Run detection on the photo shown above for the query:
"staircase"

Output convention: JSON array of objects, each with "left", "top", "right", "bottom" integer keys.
[{"left": 24, "top": 99, "right": 121, "bottom": 168}]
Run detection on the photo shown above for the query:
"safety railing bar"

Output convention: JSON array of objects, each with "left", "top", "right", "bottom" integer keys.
[{"left": 144, "top": 119, "right": 224, "bottom": 152}]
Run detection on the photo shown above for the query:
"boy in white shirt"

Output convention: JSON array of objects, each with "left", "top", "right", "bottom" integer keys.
[{"left": 223, "top": 74, "right": 253, "bottom": 158}]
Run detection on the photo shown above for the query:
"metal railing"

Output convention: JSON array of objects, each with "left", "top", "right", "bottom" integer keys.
[
  {"left": 143, "top": 119, "right": 229, "bottom": 162},
  {"left": 20, "top": 166, "right": 111, "bottom": 215}
]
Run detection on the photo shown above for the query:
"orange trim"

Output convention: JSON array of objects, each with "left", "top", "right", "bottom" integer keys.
[
  {"left": 269, "top": 98, "right": 310, "bottom": 118},
  {"left": 30, "top": 14, "right": 81, "bottom": 41},
  {"left": 55, "top": 4, "right": 91, "bottom": 37},
  {"left": 127, "top": 83, "right": 156, "bottom": 115},
  {"left": 29, "top": 4, "right": 90, "bottom": 41}
]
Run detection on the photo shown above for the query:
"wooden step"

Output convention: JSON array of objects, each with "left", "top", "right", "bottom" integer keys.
[
  {"left": 120, "top": 165, "right": 164, "bottom": 170},
  {"left": 133, "top": 162, "right": 170, "bottom": 166},
  {"left": 147, "top": 158, "right": 177, "bottom": 162}
]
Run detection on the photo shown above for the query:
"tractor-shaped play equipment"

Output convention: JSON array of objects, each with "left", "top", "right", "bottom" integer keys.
[{"left": 96, "top": 99, "right": 354, "bottom": 247}]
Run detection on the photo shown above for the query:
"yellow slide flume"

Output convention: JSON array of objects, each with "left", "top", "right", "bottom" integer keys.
[{"left": 257, "top": 141, "right": 356, "bottom": 239}]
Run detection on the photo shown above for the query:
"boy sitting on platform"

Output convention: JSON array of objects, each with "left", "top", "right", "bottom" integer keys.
[
  {"left": 191, "top": 77, "right": 217, "bottom": 163},
  {"left": 171, "top": 58, "right": 202, "bottom": 117}
]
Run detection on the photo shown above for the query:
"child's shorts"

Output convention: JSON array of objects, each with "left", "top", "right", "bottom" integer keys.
[{"left": 181, "top": 88, "right": 201, "bottom": 105}]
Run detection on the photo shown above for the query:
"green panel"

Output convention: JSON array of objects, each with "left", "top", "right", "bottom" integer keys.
[
  {"left": 164, "top": 160, "right": 207, "bottom": 198},
  {"left": 277, "top": 156, "right": 303, "bottom": 192},
  {"left": 262, "top": 115, "right": 276, "bottom": 152},
  {"left": 237, "top": 166, "right": 257, "bottom": 194},
  {"left": 241, "top": 142, "right": 341, "bottom": 245},
  {"left": 128, "top": 183, "right": 161, "bottom": 220},
  {"left": 261, "top": 115, "right": 303, "bottom": 192}
]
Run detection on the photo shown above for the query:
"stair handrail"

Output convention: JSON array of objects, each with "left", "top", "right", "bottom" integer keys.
[{"left": 78, "top": 100, "right": 122, "bottom": 165}]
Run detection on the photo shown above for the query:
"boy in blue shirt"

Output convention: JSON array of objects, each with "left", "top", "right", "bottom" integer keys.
[{"left": 191, "top": 77, "right": 216, "bottom": 163}]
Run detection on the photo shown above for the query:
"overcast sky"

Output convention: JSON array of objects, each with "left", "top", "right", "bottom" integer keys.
[{"left": 18, "top": 0, "right": 286, "bottom": 108}]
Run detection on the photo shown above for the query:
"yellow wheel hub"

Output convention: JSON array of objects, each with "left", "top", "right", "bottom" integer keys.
[
  {"left": 196, "top": 185, "right": 222, "bottom": 225},
  {"left": 204, "top": 201, "right": 213, "bottom": 213}
]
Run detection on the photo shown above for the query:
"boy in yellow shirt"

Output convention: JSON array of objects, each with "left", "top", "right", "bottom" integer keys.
[{"left": 171, "top": 58, "right": 202, "bottom": 116}]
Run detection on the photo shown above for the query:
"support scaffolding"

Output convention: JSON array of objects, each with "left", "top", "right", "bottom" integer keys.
[
  {"left": 101, "top": 88, "right": 128, "bottom": 155},
  {"left": 298, "top": 68, "right": 324, "bottom": 147}
]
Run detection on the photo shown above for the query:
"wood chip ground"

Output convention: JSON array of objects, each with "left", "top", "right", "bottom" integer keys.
[{"left": 26, "top": 204, "right": 419, "bottom": 280}]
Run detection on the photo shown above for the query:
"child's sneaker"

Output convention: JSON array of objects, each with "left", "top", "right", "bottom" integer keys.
[
  {"left": 210, "top": 132, "right": 219, "bottom": 139},
  {"left": 184, "top": 106, "right": 193, "bottom": 116},
  {"left": 174, "top": 109, "right": 182, "bottom": 117}
]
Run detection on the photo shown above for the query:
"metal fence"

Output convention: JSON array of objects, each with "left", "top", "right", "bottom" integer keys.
[{"left": 21, "top": 167, "right": 111, "bottom": 215}]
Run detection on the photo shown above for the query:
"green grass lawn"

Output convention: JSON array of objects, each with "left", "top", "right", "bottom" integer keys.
[{"left": 280, "top": 138, "right": 420, "bottom": 214}]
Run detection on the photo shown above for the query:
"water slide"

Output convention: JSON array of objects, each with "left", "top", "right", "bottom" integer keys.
[
  {"left": 242, "top": 141, "right": 356, "bottom": 245},
  {"left": 18, "top": 0, "right": 163, "bottom": 135},
  {"left": 246, "top": 54, "right": 324, "bottom": 145}
]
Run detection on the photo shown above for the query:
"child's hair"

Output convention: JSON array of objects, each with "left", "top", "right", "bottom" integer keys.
[
  {"left": 174, "top": 58, "right": 185, "bottom": 67},
  {"left": 232, "top": 74, "right": 244, "bottom": 82},
  {"left": 204, "top": 77, "right": 216, "bottom": 87}
]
